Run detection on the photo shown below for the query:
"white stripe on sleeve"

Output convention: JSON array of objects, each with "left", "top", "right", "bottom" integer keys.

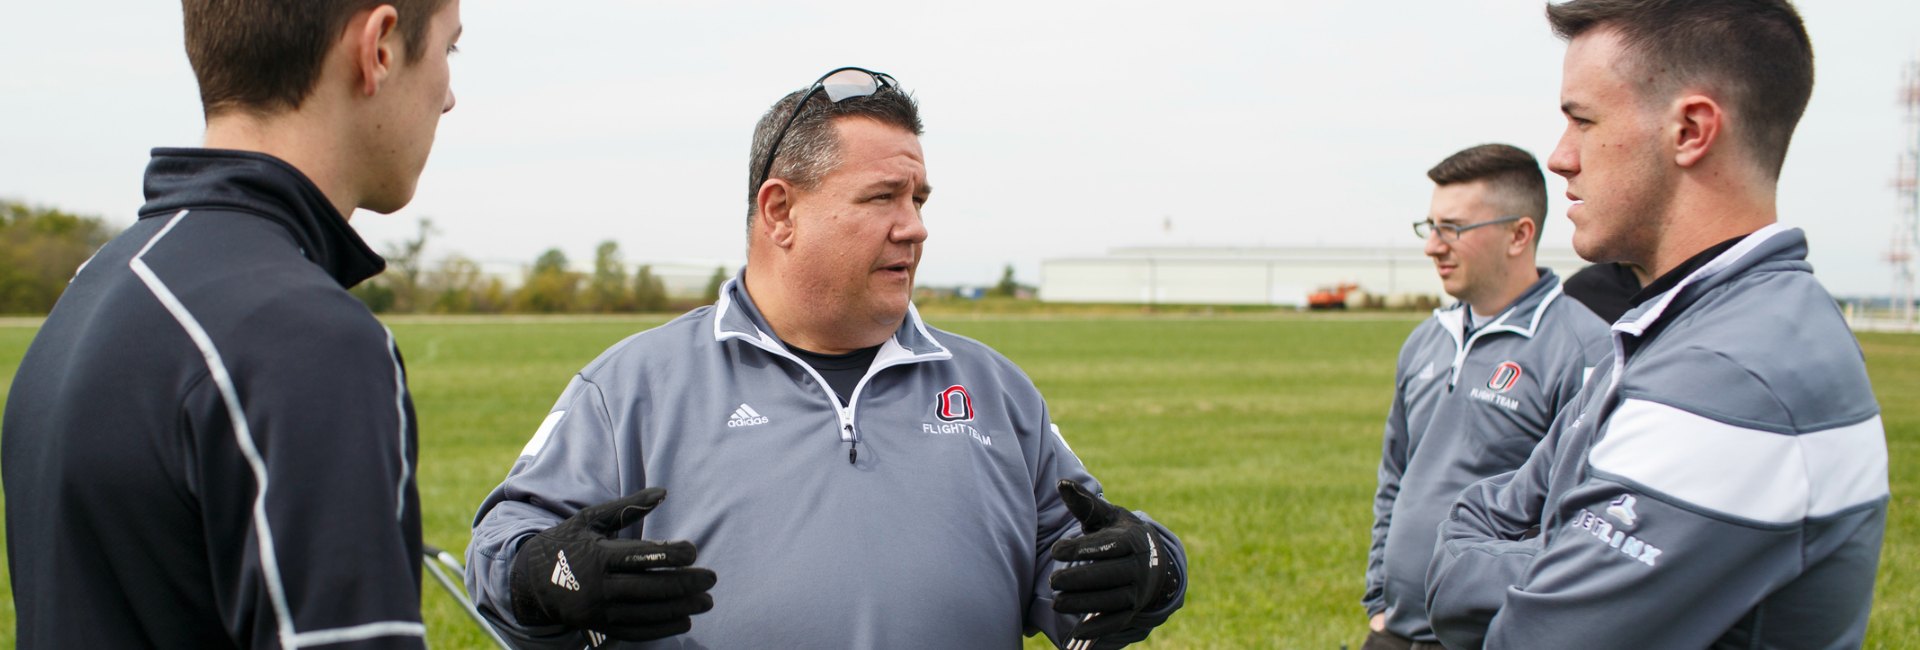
[
  {"left": 1589, "top": 399, "right": 1887, "bottom": 524},
  {"left": 288, "top": 621, "right": 425, "bottom": 647},
  {"left": 383, "top": 328, "right": 411, "bottom": 520},
  {"left": 521, "top": 410, "right": 568, "bottom": 458}
]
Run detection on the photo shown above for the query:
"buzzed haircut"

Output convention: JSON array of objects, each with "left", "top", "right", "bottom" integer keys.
[
  {"left": 1547, "top": 0, "right": 1813, "bottom": 180},
  {"left": 183, "top": 0, "right": 450, "bottom": 117},
  {"left": 745, "top": 85, "right": 923, "bottom": 222},
  {"left": 1428, "top": 143, "right": 1549, "bottom": 244}
]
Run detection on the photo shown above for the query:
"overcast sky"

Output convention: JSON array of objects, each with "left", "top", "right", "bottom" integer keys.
[{"left": 5, "top": 1, "right": 1918, "bottom": 295}]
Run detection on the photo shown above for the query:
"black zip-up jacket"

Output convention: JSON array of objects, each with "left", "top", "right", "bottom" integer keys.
[{"left": 3, "top": 149, "right": 425, "bottom": 649}]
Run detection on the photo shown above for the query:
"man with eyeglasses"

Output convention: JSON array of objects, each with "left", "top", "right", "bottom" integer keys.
[
  {"left": 1360, "top": 143, "right": 1608, "bottom": 650},
  {"left": 465, "top": 67, "right": 1187, "bottom": 649}
]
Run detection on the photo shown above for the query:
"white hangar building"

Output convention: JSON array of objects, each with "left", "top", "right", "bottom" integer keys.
[{"left": 1039, "top": 246, "right": 1591, "bottom": 307}]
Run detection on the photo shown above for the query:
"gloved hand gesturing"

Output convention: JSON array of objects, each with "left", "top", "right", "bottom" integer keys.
[
  {"left": 1048, "top": 480, "right": 1182, "bottom": 642},
  {"left": 510, "top": 488, "right": 717, "bottom": 642}
]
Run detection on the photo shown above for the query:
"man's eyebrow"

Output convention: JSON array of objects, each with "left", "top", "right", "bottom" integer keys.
[
  {"left": 859, "top": 178, "right": 905, "bottom": 192},
  {"left": 860, "top": 177, "right": 932, "bottom": 196},
  {"left": 1561, "top": 100, "right": 1586, "bottom": 115}
]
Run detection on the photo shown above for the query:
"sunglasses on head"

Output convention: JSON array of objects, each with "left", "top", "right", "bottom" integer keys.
[{"left": 754, "top": 66, "right": 899, "bottom": 193}]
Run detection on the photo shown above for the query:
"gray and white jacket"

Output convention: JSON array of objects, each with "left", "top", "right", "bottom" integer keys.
[
  {"left": 1364, "top": 270, "right": 1609, "bottom": 642},
  {"left": 1425, "top": 225, "right": 1888, "bottom": 649},
  {"left": 467, "top": 277, "right": 1187, "bottom": 649}
]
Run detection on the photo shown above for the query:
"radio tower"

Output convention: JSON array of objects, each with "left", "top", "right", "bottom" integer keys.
[{"left": 1894, "top": 60, "right": 1920, "bottom": 323}]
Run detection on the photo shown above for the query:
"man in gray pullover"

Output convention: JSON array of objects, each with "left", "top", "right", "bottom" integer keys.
[
  {"left": 467, "top": 67, "right": 1186, "bottom": 649},
  {"left": 1425, "top": 1, "right": 1887, "bottom": 647},
  {"left": 1363, "top": 144, "right": 1609, "bottom": 649}
]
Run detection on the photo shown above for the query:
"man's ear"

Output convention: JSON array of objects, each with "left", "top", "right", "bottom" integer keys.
[
  {"left": 1508, "top": 217, "right": 1537, "bottom": 257},
  {"left": 1672, "top": 94, "right": 1722, "bottom": 169},
  {"left": 758, "top": 180, "right": 798, "bottom": 249},
  {"left": 351, "top": 6, "right": 403, "bottom": 97}
]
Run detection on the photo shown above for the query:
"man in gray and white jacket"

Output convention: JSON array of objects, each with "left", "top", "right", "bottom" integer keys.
[
  {"left": 1425, "top": 1, "right": 1887, "bottom": 647},
  {"left": 1363, "top": 144, "right": 1609, "bottom": 649},
  {"left": 467, "top": 67, "right": 1186, "bottom": 649}
]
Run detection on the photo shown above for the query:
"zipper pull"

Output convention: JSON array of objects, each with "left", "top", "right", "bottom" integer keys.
[{"left": 845, "top": 423, "right": 857, "bottom": 464}]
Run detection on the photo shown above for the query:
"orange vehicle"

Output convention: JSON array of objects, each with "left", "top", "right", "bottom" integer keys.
[{"left": 1308, "top": 282, "right": 1360, "bottom": 310}]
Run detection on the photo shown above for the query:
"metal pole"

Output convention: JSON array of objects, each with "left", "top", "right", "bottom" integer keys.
[
  {"left": 1889, "top": 59, "right": 1920, "bottom": 326},
  {"left": 421, "top": 544, "right": 516, "bottom": 650},
  {"left": 1903, "top": 60, "right": 1919, "bottom": 323}
]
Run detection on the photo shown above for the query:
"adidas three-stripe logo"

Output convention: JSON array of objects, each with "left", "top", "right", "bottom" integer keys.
[
  {"left": 727, "top": 403, "right": 769, "bottom": 428},
  {"left": 550, "top": 550, "right": 581, "bottom": 591}
]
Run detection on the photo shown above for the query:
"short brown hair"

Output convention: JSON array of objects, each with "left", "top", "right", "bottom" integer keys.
[
  {"left": 183, "top": 0, "right": 450, "bottom": 117},
  {"left": 1547, "top": 0, "right": 1813, "bottom": 179},
  {"left": 1428, "top": 144, "right": 1549, "bottom": 244},
  {"left": 745, "top": 84, "right": 924, "bottom": 221}
]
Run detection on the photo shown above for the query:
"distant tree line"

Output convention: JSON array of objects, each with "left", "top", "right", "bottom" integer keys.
[
  {"left": 0, "top": 200, "right": 115, "bottom": 314},
  {"left": 1, "top": 203, "right": 1041, "bottom": 317},
  {"left": 348, "top": 219, "right": 728, "bottom": 315}
]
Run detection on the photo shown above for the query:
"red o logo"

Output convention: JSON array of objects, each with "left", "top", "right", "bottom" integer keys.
[
  {"left": 937, "top": 385, "right": 974, "bottom": 422},
  {"left": 1488, "top": 362, "right": 1523, "bottom": 393}
]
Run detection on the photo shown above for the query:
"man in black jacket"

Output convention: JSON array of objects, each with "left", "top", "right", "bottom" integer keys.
[
  {"left": 3, "top": 1, "right": 461, "bottom": 647},
  {"left": 1561, "top": 262, "right": 1640, "bottom": 322}
]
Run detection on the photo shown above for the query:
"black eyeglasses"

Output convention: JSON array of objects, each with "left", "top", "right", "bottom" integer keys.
[
  {"left": 754, "top": 66, "right": 899, "bottom": 194},
  {"left": 1413, "top": 215, "right": 1525, "bottom": 242}
]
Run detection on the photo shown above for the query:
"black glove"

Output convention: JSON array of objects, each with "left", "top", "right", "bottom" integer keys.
[
  {"left": 1048, "top": 480, "right": 1182, "bottom": 641},
  {"left": 510, "top": 488, "right": 717, "bottom": 641}
]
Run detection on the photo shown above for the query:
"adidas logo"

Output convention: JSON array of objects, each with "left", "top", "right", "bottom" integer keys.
[
  {"left": 1417, "top": 362, "right": 1438, "bottom": 381},
  {"left": 727, "top": 403, "right": 769, "bottom": 428},
  {"left": 550, "top": 550, "right": 580, "bottom": 591}
]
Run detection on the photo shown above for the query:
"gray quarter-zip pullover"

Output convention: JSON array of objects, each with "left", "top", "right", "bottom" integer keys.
[
  {"left": 468, "top": 277, "right": 1187, "bottom": 649},
  {"left": 1426, "top": 225, "right": 1888, "bottom": 649},
  {"left": 1364, "top": 270, "right": 1610, "bottom": 641}
]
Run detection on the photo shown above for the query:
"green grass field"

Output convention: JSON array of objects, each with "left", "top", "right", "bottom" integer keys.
[{"left": 0, "top": 313, "right": 1914, "bottom": 648}]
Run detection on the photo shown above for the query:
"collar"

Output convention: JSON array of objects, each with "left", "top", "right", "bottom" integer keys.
[
  {"left": 1627, "top": 235, "right": 1746, "bottom": 307},
  {"left": 1432, "top": 268, "right": 1566, "bottom": 345},
  {"left": 711, "top": 274, "right": 952, "bottom": 365},
  {"left": 138, "top": 148, "right": 386, "bottom": 288},
  {"left": 1612, "top": 223, "right": 1798, "bottom": 342},
  {"left": 1602, "top": 223, "right": 1801, "bottom": 394}
]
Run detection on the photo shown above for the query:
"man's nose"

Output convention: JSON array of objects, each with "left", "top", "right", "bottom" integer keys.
[
  {"left": 894, "top": 210, "right": 928, "bottom": 244},
  {"left": 1424, "top": 230, "right": 1448, "bottom": 257},
  {"left": 1548, "top": 132, "right": 1578, "bottom": 178}
]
